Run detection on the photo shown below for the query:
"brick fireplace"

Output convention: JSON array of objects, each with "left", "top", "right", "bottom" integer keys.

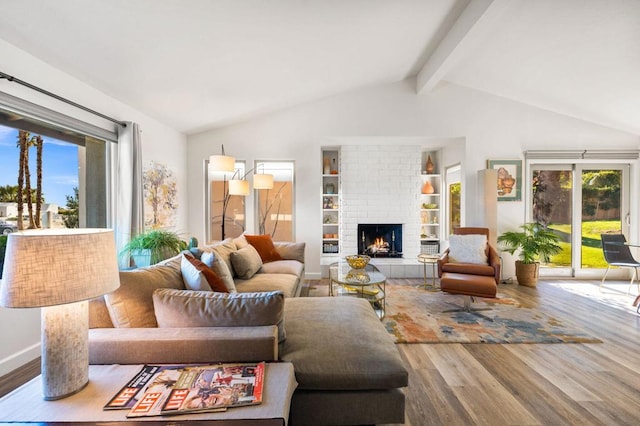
[{"left": 340, "top": 145, "right": 421, "bottom": 261}]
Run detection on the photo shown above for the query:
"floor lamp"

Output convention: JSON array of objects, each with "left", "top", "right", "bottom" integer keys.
[
  {"left": 210, "top": 146, "right": 273, "bottom": 239},
  {"left": 0, "top": 229, "right": 120, "bottom": 400}
]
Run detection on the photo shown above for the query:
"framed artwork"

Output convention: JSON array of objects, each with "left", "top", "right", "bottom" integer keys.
[{"left": 487, "top": 159, "right": 522, "bottom": 201}]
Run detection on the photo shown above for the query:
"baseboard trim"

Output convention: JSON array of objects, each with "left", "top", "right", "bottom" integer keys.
[
  {"left": 0, "top": 343, "right": 40, "bottom": 378},
  {"left": 305, "top": 272, "right": 321, "bottom": 280}
]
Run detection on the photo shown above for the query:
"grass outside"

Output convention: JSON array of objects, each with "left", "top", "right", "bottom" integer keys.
[{"left": 548, "top": 220, "right": 620, "bottom": 268}]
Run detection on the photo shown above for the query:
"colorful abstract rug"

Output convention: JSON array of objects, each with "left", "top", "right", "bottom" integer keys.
[{"left": 307, "top": 281, "right": 601, "bottom": 344}]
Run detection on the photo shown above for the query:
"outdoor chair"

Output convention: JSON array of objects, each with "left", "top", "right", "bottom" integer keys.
[{"left": 600, "top": 233, "right": 640, "bottom": 294}]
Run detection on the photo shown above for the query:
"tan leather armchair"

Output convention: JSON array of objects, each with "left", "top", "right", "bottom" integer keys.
[{"left": 438, "top": 227, "right": 501, "bottom": 285}]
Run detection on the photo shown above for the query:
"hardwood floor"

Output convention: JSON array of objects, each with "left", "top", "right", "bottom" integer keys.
[
  {"left": 1, "top": 280, "right": 639, "bottom": 425},
  {"left": 0, "top": 356, "right": 39, "bottom": 399},
  {"left": 387, "top": 279, "right": 640, "bottom": 426}
]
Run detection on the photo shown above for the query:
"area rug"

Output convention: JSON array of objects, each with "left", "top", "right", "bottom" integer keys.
[{"left": 306, "top": 281, "right": 601, "bottom": 344}]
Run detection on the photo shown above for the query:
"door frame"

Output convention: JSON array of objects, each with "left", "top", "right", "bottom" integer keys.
[{"left": 525, "top": 159, "right": 634, "bottom": 279}]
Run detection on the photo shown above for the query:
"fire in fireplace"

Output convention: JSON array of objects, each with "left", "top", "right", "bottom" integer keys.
[{"left": 357, "top": 224, "right": 403, "bottom": 258}]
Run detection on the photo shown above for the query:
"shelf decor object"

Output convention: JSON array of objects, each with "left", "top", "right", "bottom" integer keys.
[
  {"left": 0, "top": 229, "right": 120, "bottom": 400},
  {"left": 426, "top": 155, "right": 435, "bottom": 174},
  {"left": 421, "top": 180, "right": 435, "bottom": 194},
  {"left": 323, "top": 157, "right": 331, "bottom": 174}
]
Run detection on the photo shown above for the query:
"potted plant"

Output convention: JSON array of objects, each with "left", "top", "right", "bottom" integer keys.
[
  {"left": 497, "top": 222, "right": 562, "bottom": 287},
  {"left": 121, "top": 229, "right": 187, "bottom": 267}
]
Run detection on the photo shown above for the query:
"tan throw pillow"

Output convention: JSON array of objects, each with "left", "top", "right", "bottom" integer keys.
[
  {"left": 448, "top": 234, "right": 488, "bottom": 264},
  {"left": 230, "top": 245, "right": 263, "bottom": 279},
  {"left": 153, "top": 288, "right": 286, "bottom": 342},
  {"left": 203, "top": 238, "right": 237, "bottom": 277},
  {"left": 233, "top": 234, "right": 249, "bottom": 249},
  {"left": 104, "top": 254, "right": 184, "bottom": 328},
  {"left": 89, "top": 296, "right": 114, "bottom": 328},
  {"left": 201, "top": 251, "right": 237, "bottom": 293},
  {"left": 181, "top": 254, "right": 228, "bottom": 293},
  {"left": 274, "top": 242, "right": 306, "bottom": 263}
]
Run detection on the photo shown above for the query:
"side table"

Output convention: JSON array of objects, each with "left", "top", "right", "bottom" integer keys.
[
  {"left": 417, "top": 253, "right": 440, "bottom": 291},
  {"left": 0, "top": 363, "right": 297, "bottom": 425}
]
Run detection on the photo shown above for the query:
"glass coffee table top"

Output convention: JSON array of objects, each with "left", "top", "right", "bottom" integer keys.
[
  {"left": 329, "top": 262, "right": 386, "bottom": 319},
  {"left": 330, "top": 262, "right": 386, "bottom": 286}
]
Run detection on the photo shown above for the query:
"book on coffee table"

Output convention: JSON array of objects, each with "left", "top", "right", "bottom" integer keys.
[
  {"left": 124, "top": 362, "right": 265, "bottom": 418},
  {"left": 104, "top": 364, "right": 187, "bottom": 411}
]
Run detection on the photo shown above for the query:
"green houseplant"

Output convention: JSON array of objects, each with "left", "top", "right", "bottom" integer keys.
[
  {"left": 121, "top": 229, "right": 186, "bottom": 267},
  {"left": 497, "top": 222, "right": 562, "bottom": 287}
]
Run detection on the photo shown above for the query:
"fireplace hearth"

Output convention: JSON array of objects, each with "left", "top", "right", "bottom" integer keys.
[{"left": 358, "top": 224, "right": 403, "bottom": 258}]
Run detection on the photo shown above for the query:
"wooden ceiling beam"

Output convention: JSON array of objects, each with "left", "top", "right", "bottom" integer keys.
[{"left": 416, "top": 0, "right": 509, "bottom": 94}]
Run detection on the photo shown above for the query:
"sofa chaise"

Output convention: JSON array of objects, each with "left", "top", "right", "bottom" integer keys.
[{"left": 88, "top": 237, "right": 408, "bottom": 425}]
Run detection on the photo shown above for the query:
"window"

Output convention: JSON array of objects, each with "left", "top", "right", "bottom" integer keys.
[
  {"left": 207, "top": 161, "right": 246, "bottom": 242},
  {"left": 0, "top": 111, "right": 110, "bottom": 229},
  {"left": 255, "top": 161, "right": 294, "bottom": 241},
  {"left": 530, "top": 164, "right": 629, "bottom": 276},
  {"left": 445, "top": 164, "right": 461, "bottom": 236},
  {"left": 526, "top": 149, "right": 635, "bottom": 277}
]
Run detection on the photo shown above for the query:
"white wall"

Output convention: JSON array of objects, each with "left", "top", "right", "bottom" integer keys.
[
  {"left": 340, "top": 144, "right": 421, "bottom": 258},
  {"left": 0, "top": 39, "right": 188, "bottom": 376},
  {"left": 187, "top": 78, "right": 640, "bottom": 279}
]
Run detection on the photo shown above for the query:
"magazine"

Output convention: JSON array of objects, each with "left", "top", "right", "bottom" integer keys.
[
  {"left": 104, "top": 365, "right": 186, "bottom": 411},
  {"left": 125, "top": 362, "right": 265, "bottom": 418}
]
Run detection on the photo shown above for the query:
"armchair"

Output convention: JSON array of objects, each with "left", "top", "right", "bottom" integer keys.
[
  {"left": 438, "top": 227, "right": 501, "bottom": 286},
  {"left": 437, "top": 227, "right": 500, "bottom": 313}
]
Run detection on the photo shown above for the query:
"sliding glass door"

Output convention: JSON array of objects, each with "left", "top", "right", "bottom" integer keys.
[{"left": 531, "top": 163, "right": 629, "bottom": 278}]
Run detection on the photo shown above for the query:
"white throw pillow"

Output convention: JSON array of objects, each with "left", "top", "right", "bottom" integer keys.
[
  {"left": 180, "top": 254, "right": 213, "bottom": 291},
  {"left": 448, "top": 234, "right": 488, "bottom": 264}
]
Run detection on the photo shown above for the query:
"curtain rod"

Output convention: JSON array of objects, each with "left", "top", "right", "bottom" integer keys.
[{"left": 0, "top": 71, "right": 127, "bottom": 127}]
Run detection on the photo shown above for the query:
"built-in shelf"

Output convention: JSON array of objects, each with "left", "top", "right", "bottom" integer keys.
[
  {"left": 322, "top": 148, "right": 341, "bottom": 255},
  {"left": 420, "top": 151, "right": 442, "bottom": 254}
]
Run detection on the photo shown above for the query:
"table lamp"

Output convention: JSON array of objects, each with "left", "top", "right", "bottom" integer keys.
[{"left": 0, "top": 229, "right": 120, "bottom": 400}]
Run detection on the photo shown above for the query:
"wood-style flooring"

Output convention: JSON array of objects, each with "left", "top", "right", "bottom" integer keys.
[
  {"left": 385, "top": 279, "right": 640, "bottom": 426},
  {"left": 1, "top": 279, "right": 639, "bottom": 425}
]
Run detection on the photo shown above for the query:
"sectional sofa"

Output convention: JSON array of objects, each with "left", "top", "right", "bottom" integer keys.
[{"left": 88, "top": 237, "right": 408, "bottom": 425}]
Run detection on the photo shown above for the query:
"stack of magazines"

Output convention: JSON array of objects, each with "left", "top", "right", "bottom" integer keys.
[{"left": 104, "top": 362, "right": 265, "bottom": 417}]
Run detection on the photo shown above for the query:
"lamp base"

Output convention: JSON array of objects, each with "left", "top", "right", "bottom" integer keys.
[{"left": 41, "top": 301, "right": 89, "bottom": 400}]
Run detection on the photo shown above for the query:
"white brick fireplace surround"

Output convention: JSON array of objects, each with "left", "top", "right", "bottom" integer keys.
[{"left": 337, "top": 144, "right": 423, "bottom": 278}]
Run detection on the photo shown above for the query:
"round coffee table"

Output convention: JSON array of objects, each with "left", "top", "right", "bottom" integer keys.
[{"left": 329, "top": 262, "right": 386, "bottom": 319}]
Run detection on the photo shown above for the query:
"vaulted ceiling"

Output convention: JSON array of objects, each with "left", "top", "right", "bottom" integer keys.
[{"left": 0, "top": 0, "right": 638, "bottom": 135}]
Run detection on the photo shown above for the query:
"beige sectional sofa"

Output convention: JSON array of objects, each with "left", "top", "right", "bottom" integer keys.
[{"left": 88, "top": 238, "right": 408, "bottom": 425}]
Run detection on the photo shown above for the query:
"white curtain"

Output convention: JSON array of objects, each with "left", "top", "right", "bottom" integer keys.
[{"left": 115, "top": 122, "right": 144, "bottom": 268}]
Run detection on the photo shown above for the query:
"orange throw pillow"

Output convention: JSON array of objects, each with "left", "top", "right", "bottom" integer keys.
[
  {"left": 184, "top": 254, "right": 229, "bottom": 293},
  {"left": 245, "top": 234, "right": 283, "bottom": 263}
]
